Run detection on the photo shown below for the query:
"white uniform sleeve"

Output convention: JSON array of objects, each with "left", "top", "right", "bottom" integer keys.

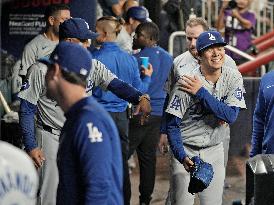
[
  {"left": 225, "top": 70, "right": 246, "bottom": 109},
  {"left": 165, "top": 85, "right": 192, "bottom": 119},
  {"left": 86, "top": 59, "right": 117, "bottom": 95},
  {"left": 19, "top": 43, "right": 37, "bottom": 76},
  {"left": 18, "top": 63, "right": 46, "bottom": 105}
]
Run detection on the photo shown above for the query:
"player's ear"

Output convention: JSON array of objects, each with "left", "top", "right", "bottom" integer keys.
[{"left": 48, "top": 16, "right": 55, "bottom": 26}]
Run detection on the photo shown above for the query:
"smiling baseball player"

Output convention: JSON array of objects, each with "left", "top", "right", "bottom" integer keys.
[{"left": 165, "top": 31, "right": 246, "bottom": 205}]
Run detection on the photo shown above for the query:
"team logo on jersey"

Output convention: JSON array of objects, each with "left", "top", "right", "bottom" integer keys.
[
  {"left": 87, "top": 122, "right": 103, "bottom": 143},
  {"left": 208, "top": 33, "right": 216, "bottom": 41},
  {"left": 20, "top": 80, "right": 30, "bottom": 91},
  {"left": 169, "top": 95, "right": 182, "bottom": 111},
  {"left": 86, "top": 79, "right": 93, "bottom": 93},
  {"left": 234, "top": 87, "right": 243, "bottom": 101}
]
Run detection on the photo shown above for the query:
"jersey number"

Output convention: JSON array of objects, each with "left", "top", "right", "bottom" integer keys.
[{"left": 87, "top": 123, "right": 103, "bottom": 143}]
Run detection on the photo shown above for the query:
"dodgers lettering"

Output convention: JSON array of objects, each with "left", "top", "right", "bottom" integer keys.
[{"left": 170, "top": 95, "right": 182, "bottom": 111}]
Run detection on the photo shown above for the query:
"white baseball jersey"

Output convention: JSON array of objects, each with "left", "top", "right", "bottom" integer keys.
[
  {"left": 17, "top": 34, "right": 58, "bottom": 76},
  {"left": 166, "top": 65, "right": 246, "bottom": 147},
  {"left": 165, "top": 51, "right": 238, "bottom": 94},
  {"left": 0, "top": 141, "right": 38, "bottom": 205}
]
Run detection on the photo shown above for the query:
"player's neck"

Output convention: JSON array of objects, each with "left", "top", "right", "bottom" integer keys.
[
  {"left": 200, "top": 66, "right": 221, "bottom": 84},
  {"left": 60, "top": 85, "right": 87, "bottom": 113},
  {"left": 44, "top": 30, "right": 59, "bottom": 42}
]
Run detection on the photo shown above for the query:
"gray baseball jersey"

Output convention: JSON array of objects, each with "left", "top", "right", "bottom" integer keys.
[
  {"left": 116, "top": 26, "right": 134, "bottom": 53},
  {"left": 0, "top": 141, "right": 38, "bottom": 205},
  {"left": 86, "top": 59, "right": 117, "bottom": 95},
  {"left": 166, "top": 65, "right": 246, "bottom": 147},
  {"left": 18, "top": 62, "right": 65, "bottom": 130},
  {"left": 17, "top": 34, "right": 58, "bottom": 76},
  {"left": 165, "top": 51, "right": 238, "bottom": 94}
]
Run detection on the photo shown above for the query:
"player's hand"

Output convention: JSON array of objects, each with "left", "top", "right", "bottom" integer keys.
[
  {"left": 28, "top": 148, "right": 45, "bottom": 169},
  {"left": 141, "top": 63, "right": 153, "bottom": 77},
  {"left": 158, "top": 134, "right": 169, "bottom": 155},
  {"left": 182, "top": 156, "right": 195, "bottom": 172},
  {"left": 134, "top": 96, "right": 151, "bottom": 125},
  {"left": 178, "top": 75, "right": 202, "bottom": 95},
  {"left": 231, "top": 9, "right": 240, "bottom": 18}
]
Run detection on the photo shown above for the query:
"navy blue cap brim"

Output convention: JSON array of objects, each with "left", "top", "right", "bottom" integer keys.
[
  {"left": 84, "top": 31, "right": 99, "bottom": 39},
  {"left": 38, "top": 57, "right": 54, "bottom": 66},
  {"left": 199, "top": 42, "right": 227, "bottom": 53}
]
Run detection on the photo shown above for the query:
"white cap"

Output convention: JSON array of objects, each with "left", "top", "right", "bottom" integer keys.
[{"left": 0, "top": 141, "right": 38, "bottom": 205}]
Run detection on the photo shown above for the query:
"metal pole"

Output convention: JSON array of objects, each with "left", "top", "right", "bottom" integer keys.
[{"left": 168, "top": 31, "right": 186, "bottom": 56}]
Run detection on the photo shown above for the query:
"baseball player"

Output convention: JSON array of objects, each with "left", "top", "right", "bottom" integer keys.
[
  {"left": 18, "top": 18, "right": 151, "bottom": 205},
  {"left": 11, "top": 4, "right": 70, "bottom": 97},
  {"left": 250, "top": 70, "right": 274, "bottom": 157},
  {"left": 165, "top": 31, "right": 246, "bottom": 205},
  {"left": 43, "top": 41, "right": 123, "bottom": 204},
  {"left": 159, "top": 18, "right": 238, "bottom": 168},
  {"left": 0, "top": 141, "right": 38, "bottom": 205}
]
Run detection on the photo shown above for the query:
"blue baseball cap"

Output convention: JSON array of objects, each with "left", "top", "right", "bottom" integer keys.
[
  {"left": 126, "top": 6, "right": 151, "bottom": 23},
  {"left": 59, "top": 18, "right": 99, "bottom": 40},
  {"left": 196, "top": 31, "right": 227, "bottom": 53},
  {"left": 39, "top": 42, "right": 92, "bottom": 77}
]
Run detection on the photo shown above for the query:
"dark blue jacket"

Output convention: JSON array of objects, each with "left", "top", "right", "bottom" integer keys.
[
  {"left": 134, "top": 46, "right": 173, "bottom": 116},
  {"left": 92, "top": 42, "right": 151, "bottom": 112},
  {"left": 250, "top": 71, "right": 274, "bottom": 157},
  {"left": 57, "top": 97, "right": 123, "bottom": 205}
]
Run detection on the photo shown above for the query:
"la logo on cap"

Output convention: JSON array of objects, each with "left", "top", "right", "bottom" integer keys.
[
  {"left": 208, "top": 33, "right": 216, "bottom": 41},
  {"left": 85, "top": 21, "right": 90, "bottom": 29}
]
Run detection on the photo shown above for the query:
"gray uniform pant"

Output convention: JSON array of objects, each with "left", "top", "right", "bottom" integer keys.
[
  {"left": 166, "top": 143, "right": 225, "bottom": 205},
  {"left": 36, "top": 127, "right": 59, "bottom": 205}
]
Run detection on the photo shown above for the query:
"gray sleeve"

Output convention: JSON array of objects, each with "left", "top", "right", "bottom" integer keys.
[
  {"left": 225, "top": 71, "right": 246, "bottom": 109},
  {"left": 18, "top": 63, "right": 45, "bottom": 105},
  {"left": 165, "top": 85, "right": 192, "bottom": 119},
  {"left": 19, "top": 43, "right": 37, "bottom": 76},
  {"left": 86, "top": 59, "right": 117, "bottom": 95}
]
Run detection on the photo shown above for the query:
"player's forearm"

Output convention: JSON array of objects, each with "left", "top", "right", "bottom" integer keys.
[
  {"left": 160, "top": 94, "right": 170, "bottom": 134},
  {"left": 250, "top": 101, "right": 265, "bottom": 157},
  {"left": 19, "top": 99, "right": 38, "bottom": 152},
  {"left": 196, "top": 87, "right": 240, "bottom": 124},
  {"left": 107, "top": 78, "right": 143, "bottom": 105},
  {"left": 135, "top": 75, "right": 151, "bottom": 93},
  {"left": 166, "top": 113, "right": 187, "bottom": 162}
]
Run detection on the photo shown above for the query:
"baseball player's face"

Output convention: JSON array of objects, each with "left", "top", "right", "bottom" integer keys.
[
  {"left": 45, "top": 64, "right": 58, "bottom": 101},
  {"left": 200, "top": 45, "right": 225, "bottom": 71},
  {"left": 52, "top": 10, "right": 71, "bottom": 35},
  {"left": 186, "top": 25, "right": 205, "bottom": 59}
]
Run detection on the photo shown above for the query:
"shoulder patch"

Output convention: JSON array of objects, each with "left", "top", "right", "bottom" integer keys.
[
  {"left": 169, "top": 95, "right": 182, "bottom": 111},
  {"left": 20, "top": 80, "right": 30, "bottom": 91},
  {"left": 234, "top": 87, "right": 243, "bottom": 101},
  {"left": 87, "top": 122, "right": 103, "bottom": 143}
]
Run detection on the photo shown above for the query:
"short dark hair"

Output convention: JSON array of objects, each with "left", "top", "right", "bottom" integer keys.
[
  {"left": 44, "top": 4, "right": 70, "bottom": 20},
  {"left": 135, "top": 22, "right": 159, "bottom": 42},
  {"left": 60, "top": 68, "right": 87, "bottom": 88}
]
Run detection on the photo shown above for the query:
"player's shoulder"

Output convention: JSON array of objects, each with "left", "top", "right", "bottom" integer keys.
[
  {"left": 25, "top": 34, "right": 44, "bottom": 48},
  {"left": 222, "top": 65, "right": 243, "bottom": 83},
  {"left": 27, "top": 61, "right": 48, "bottom": 76}
]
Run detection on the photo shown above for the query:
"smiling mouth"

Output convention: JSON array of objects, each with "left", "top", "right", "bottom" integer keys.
[{"left": 211, "top": 58, "right": 222, "bottom": 63}]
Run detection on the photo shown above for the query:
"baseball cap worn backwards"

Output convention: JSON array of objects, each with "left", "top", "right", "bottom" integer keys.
[
  {"left": 196, "top": 31, "right": 227, "bottom": 53},
  {"left": 126, "top": 6, "right": 151, "bottom": 23},
  {"left": 59, "top": 18, "right": 99, "bottom": 40},
  {"left": 39, "top": 42, "right": 92, "bottom": 77}
]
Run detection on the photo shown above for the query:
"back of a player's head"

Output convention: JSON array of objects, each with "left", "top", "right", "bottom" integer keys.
[
  {"left": 125, "top": 6, "right": 150, "bottom": 23},
  {"left": 97, "top": 16, "right": 125, "bottom": 37},
  {"left": 136, "top": 21, "right": 159, "bottom": 42},
  {"left": 59, "top": 18, "right": 99, "bottom": 41},
  {"left": 44, "top": 3, "right": 70, "bottom": 20},
  {"left": 186, "top": 17, "right": 209, "bottom": 31}
]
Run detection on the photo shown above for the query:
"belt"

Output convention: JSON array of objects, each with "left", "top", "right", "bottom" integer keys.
[{"left": 38, "top": 124, "right": 61, "bottom": 136}]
